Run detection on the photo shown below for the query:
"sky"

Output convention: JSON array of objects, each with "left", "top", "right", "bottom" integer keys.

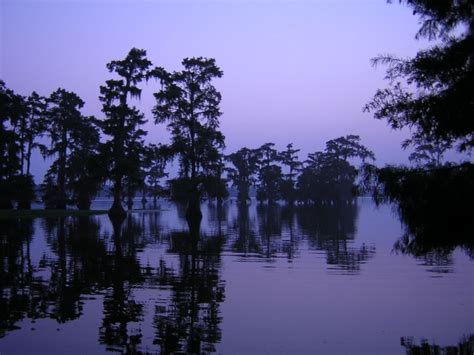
[{"left": 0, "top": 0, "right": 448, "bottom": 180}]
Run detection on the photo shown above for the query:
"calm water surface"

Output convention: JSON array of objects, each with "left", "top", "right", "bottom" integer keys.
[{"left": 0, "top": 198, "right": 473, "bottom": 354}]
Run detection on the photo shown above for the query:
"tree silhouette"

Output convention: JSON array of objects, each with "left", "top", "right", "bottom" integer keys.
[
  {"left": 325, "top": 135, "right": 375, "bottom": 163},
  {"left": 297, "top": 136, "right": 374, "bottom": 203},
  {"left": 364, "top": 0, "right": 474, "bottom": 151},
  {"left": 255, "top": 143, "right": 283, "bottom": 203},
  {"left": 279, "top": 143, "right": 302, "bottom": 204},
  {"left": 402, "top": 136, "right": 452, "bottom": 168},
  {"left": 0, "top": 81, "right": 23, "bottom": 209},
  {"left": 42, "top": 89, "right": 85, "bottom": 209},
  {"left": 298, "top": 151, "right": 356, "bottom": 203},
  {"left": 153, "top": 57, "right": 225, "bottom": 220},
  {"left": 401, "top": 334, "right": 474, "bottom": 355},
  {"left": 66, "top": 116, "right": 104, "bottom": 210},
  {"left": 143, "top": 144, "right": 169, "bottom": 208},
  {"left": 100, "top": 48, "right": 152, "bottom": 216},
  {"left": 12, "top": 92, "right": 47, "bottom": 180},
  {"left": 226, "top": 147, "right": 259, "bottom": 203}
]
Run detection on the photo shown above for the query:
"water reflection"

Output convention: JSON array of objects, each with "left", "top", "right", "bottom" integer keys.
[
  {"left": 225, "top": 201, "right": 376, "bottom": 273},
  {"left": 100, "top": 215, "right": 144, "bottom": 353},
  {"left": 0, "top": 218, "right": 35, "bottom": 337},
  {"left": 0, "top": 200, "right": 472, "bottom": 354},
  {"left": 390, "top": 187, "right": 474, "bottom": 274},
  {"left": 296, "top": 202, "right": 375, "bottom": 273},
  {"left": 154, "top": 221, "right": 224, "bottom": 353}
]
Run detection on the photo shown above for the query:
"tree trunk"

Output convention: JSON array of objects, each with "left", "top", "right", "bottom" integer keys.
[
  {"left": 141, "top": 188, "right": 147, "bottom": 209},
  {"left": 109, "top": 179, "right": 125, "bottom": 217},
  {"left": 186, "top": 185, "right": 202, "bottom": 222},
  {"left": 77, "top": 190, "right": 91, "bottom": 210},
  {"left": 26, "top": 140, "right": 32, "bottom": 176},
  {"left": 56, "top": 134, "right": 67, "bottom": 209},
  {"left": 17, "top": 199, "right": 31, "bottom": 210},
  {"left": 127, "top": 194, "right": 133, "bottom": 210}
]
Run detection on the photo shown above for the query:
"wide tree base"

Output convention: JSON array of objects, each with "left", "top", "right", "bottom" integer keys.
[{"left": 108, "top": 200, "right": 126, "bottom": 218}]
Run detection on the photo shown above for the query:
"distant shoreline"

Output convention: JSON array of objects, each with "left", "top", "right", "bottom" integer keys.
[{"left": 0, "top": 209, "right": 108, "bottom": 219}]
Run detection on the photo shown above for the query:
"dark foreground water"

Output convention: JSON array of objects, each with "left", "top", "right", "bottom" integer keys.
[{"left": 0, "top": 198, "right": 473, "bottom": 354}]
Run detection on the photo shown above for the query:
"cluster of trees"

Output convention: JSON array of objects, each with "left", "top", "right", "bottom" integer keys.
[
  {"left": 1, "top": 48, "right": 375, "bottom": 217},
  {"left": 226, "top": 135, "right": 374, "bottom": 204},
  {"left": 4, "top": 0, "right": 470, "bottom": 221},
  {"left": 0, "top": 50, "right": 225, "bottom": 218}
]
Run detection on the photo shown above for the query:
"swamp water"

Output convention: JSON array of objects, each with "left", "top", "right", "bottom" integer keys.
[{"left": 0, "top": 198, "right": 473, "bottom": 354}]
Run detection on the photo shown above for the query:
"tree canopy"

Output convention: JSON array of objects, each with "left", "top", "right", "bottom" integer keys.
[
  {"left": 153, "top": 57, "right": 225, "bottom": 218},
  {"left": 365, "top": 0, "right": 474, "bottom": 151},
  {"left": 100, "top": 48, "right": 152, "bottom": 216}
]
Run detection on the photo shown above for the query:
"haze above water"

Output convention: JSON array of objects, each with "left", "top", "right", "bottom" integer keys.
[{"left": 0, "top": 198, "right": 472, "bottom": 354}]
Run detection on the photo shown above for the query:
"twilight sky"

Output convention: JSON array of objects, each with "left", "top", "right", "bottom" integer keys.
[{"left": 1, "top": 0, "right": 438, "bottom": 180}]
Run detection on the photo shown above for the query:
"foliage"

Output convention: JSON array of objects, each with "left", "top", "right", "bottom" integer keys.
[
  {"left": 402, "top": 135, "right": 452, "bottom": 167},
  {"left": 279, "top": 143, "right": 302, "bottom": 203},
  {"left": 40, "top": 170, "right": 61, "bottom": 209},
  {"left": 325, "top": 135, "right": 375, "bottom": 162},
  {"left": 153, "top": 57, "right": 225, "bottom": 215},
  {"left": 365, "top": 0, "right": 474, "bottom": 151},
  {"left": 226, "top": 147, "right": 260, "bottom": 202},
  {"left": 100, "top": 48, "right": 152, "bottom": 215},
  {"left": 13, "top": 174, "right": 36, "bottom": 210},
  {"left": 297, "top": 135, "right": 374, "bottom": 203},
  {"left": 0, "top": 81, "right": 23, "bottom": 208},
  {"left": 143, "top": 144, "right": 169, "bottom": 205},
  {"left": 255, "top": 143, "right": 283, "bottom": 203},
  {"left": 298, "top": 151, "right": 357, "bottom": 203},
  {"left": 66, "top": 116, "right": 105, "bottom": 210},
  {"left": 43, "top": 88, "right": 85, "bottom": 209}
]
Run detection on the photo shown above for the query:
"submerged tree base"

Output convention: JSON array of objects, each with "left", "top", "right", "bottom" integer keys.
[
  {"left": 108, "top": 199, "right": 127, "bottom": 218},
  {"left": 185, "top": 204, "right": 202, "bottom": 224}
]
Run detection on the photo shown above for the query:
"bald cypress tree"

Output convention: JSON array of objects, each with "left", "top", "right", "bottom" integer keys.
[
  {"left": 153, "top": 57, "right": 224, "bottom": 220},
  {"left": 43, "top": 88, "right": 84, "bottom": 209},
  {"left": 0, "top": 81, "right": 22, "bottom": 209},
  {"left": 100, "top": 48, "right": 152, "bottom": 216}
]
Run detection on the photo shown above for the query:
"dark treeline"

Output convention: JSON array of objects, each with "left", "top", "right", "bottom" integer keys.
[
  {"left": 226, "top": 136, "right": 374, "bottom": 205},
  {"left": 360, "top": 0, "right": 474, "bottom": 250},
  {"left": 2, "top": 1, "right": 472, "bottom": 235},
  {"left": 0, "top": 51, "right": 227, "bottom": 218},
  {"left": 401, "top": 334, "right": 474, "bottom": 355},
  {"left": 0, "top": 51, "right": 375, "bottom": 219}
]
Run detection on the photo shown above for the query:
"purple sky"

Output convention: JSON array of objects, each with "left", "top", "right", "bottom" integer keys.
[{"left": 0, "top": 0, "right": 446, "bottom": 180}]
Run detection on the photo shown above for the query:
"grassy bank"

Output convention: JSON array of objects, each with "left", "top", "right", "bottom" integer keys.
[{"left": 0, "top": 209, "right": 108, "bottom": 219}]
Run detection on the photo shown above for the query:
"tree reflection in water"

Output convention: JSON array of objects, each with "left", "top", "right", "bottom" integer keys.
[
  {"left": 0, "top": 198, "right": 472, "bottom": 352},
  {"left": 296, "top": 201, "right": 375, "bottom": 273},
  {"left": 228, "top": 201, "right": 375, "bottom": 272},
  {"left": 0, "top": 218, "right": 35, "bottom": 336},
  {"left": 153, "top": 218, "right": 225, "bottom": 353},
  {"left": 99, "top": 215, "right": 144, "bottom": 353}
]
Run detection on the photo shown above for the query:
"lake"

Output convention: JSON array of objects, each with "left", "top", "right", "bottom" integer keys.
[{"left": 0, "top": 198, "right": 473, "bottom": 354}]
